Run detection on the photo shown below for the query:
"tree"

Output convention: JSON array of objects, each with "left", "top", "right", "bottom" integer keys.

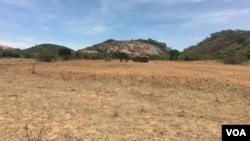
[
  {"left": 21, "top": 51, "right": 34, "bottom": 58},
  {"left": 104, "top": 39, "right": 116, "bottom": 43},
  {"left": 242, "top": 40, "right": 250, "bottom": 59},
  {"left": 169, "top": 49, "right": 180, "bottom": 60},
  {"left": 111, "top": 52, "right": 129, "bottom": 62},
  {"left": 36, "top": 48, "right": 56, "bottom": 62},
  {"left": 136, "top": 38, "right": 169, "bottom": 50},
  {"left": 217, "top": 46, "right": 245, "bottom": 64},
  {"left": 58, "top": 48, "right": 72, "bottom": 60},
  {"left": 75, "top": 51, "right": 81, "bottom": 59},
  {"left": 245, "top": 48, "right": 250, "bottom": 59}
]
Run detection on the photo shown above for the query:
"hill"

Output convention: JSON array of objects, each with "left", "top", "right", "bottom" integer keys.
[
  {"left": 182, "top": 29, "right": 250, "bottom": 61},
  {"left": 0, "top": 45, "right": 17, "bottom": 51},
  {"left": 79, "top": 39, "right": 170, "bottom": 57},
  {"left": 24, "top": 43, "right": 73, "bottom": 54},
  {"left": 0, "top": 45, "right": 21, "bottom": 58}
]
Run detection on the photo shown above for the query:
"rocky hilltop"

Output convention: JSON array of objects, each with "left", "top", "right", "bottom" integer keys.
[
  {"left": 0, "top": 45, "right": 16, "bottom": 51},
  {"left": 79, "top": 39, "right": 170, "bottom": 56}
]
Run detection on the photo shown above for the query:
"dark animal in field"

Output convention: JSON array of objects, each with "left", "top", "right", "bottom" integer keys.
[{"left": 132, "top": 56, "right": 149, "bottom": 63}]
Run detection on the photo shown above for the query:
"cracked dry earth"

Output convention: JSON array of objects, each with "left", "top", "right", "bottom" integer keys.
[{"left": 0, "top": 59, "right": 249, "bottom": 141}]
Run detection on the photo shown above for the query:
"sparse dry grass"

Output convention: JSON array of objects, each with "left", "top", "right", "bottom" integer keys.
[{"left": 0, "top": 59, "right": 249, "bottom": 140}]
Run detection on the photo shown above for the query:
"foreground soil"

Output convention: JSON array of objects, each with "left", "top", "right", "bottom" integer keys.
[{"left": 0, "top": 59, "right": 249, "bottom": 141}]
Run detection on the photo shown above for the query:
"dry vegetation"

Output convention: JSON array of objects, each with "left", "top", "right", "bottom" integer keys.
[{"left": 0, "top": 58, "right": 249, "bottom": 141}]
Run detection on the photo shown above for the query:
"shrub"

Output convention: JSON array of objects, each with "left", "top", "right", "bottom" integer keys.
[
  {"left": 75, "top": 52, "right": 81, "bottom": 59},
  {"left": 114, "top": 52, "right": 129, "bottom": 62},
  {"left": 0, "top": 50, "right": 20, "bottom": 58},
  {"left": 242, "top": 39, "right": 250, "bottom": 47},
  {"left": 242, "top": 40, "right": 250, "bottom": 59},
  {"left": 216, "top": 46, "right": 247, "bottom": 64},
  {"left": 237, "top": 38, "right": 247, "bottom": 45},
  {"left": 222, "top": 55, "right": 245, "bottom": 64},
  {"left": 58, "top": 48, "right": 72, "bottom": 60},
  {"left": 178, "top": 52, "right": 202, "bottom": 61},
  {"left": 245, "top": 48, "right": 250, "bottom": 59},
  {"left": 21, "top": 51, "right": 34, "bottom": 58},
  {"left": 111, "top": 52, "right": 129, "bottom": 60},
  {"left": 169, "top": 49, "right": 180, "bottom": 60},
  {"left": 36, "top": 50, "right": 56, "bottom": 62},
  {"left": 240, "top": 48, "right": 250, "bottom": 61},
  {"left": 104, "top": 39, "right": 116, "bottom": 43},
  {"left": 148, "top": 54, "right": 169, "bottom": 60}
]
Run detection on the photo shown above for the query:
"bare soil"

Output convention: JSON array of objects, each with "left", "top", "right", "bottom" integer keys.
[{"left": 0, "top": 59, "right": 249, "bottom": 141}]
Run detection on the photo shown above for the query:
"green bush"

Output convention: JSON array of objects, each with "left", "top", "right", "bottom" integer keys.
[
  {"left": 21, "top": 51, "right": 34, "bottom": 58},
  {"left": 216, "top": 46, "right": 247, "bottom": 64},
  {"left": 104, "top": 39, "right": 116, "bottom": 43},
  {"left": 148, "top": 54, "right": 169, "bottom": 60},
  {"left": 178, "top": 52, "right": 202, "bottom": 61},
  {"left": 75, "top": 52, "right": 81, "bottom": 59},
  {"left": 0, "top": 50, "right": 20, "bottom": 58},
  {"left": 242, "top": 39, "right": 250, "bottom": 47},
  {"left": 237, "top": 38, "right": 247, "bottom": 45},
  {"left": 222, "top": 55, "right": 245, "bottom": 64},
  {"left": 169, "top": 49, "right": 180, "bottom": 60},
  {"left": 111, "top": 52, "right": 129, "bottom": 59},
  {"left": 242, "top": 46, "right": 250, "bottom": 60},
  {"left": 36, "top": 49, "right": 56, "bottom": 62},
  {"left": 110, "top": 52, "right": 129, "bottom": 62},
  {"left": 245, "top": 49, "right": 250, "bottom": 59},
  {"left": 58, "top": 48, "right": 72, "bottom": 60}
]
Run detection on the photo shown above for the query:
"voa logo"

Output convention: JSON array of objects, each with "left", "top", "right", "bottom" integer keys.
[{"left": 226, "top": 129, "right": 246, "bottom": 136}]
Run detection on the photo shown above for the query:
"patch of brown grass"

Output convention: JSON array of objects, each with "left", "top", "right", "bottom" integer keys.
[{"left": 0, "top": 59, "right": 249, "bottom": 140}]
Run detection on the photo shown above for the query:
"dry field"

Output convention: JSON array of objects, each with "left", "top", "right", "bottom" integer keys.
[{"left": 0, "top": 58, "right": 249, "bottom": 141}]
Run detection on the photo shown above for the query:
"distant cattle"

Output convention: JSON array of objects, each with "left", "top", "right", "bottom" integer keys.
[{"left": 132, "top": 56, "right": 149, "bottom": 63}]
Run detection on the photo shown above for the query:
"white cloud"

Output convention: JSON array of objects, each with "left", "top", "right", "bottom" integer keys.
[
  {"left": 40, "top": 25, "right": 52, "bottom": 32},
  {"left": 181, "top": 8, "right": 250, "bottom": 28},
  {"left": 64, "top": 18, "right": 109, "bottom": 35},
  {"left": 68, "top": 24, "right": 108, "bottom": 35}
]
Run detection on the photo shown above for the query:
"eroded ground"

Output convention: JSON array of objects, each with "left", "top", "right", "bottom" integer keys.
[{"left": 0, "top": 59, "right": 249, "bottom": 140}]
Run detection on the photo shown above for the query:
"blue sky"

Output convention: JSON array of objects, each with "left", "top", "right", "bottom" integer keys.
[{"left": 0, "top": 0, "right": 249, "bottom": 51}]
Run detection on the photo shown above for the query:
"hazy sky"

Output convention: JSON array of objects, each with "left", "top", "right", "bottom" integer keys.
[{"left": 0, "top": 0, "right": 249, "bottom": 50}]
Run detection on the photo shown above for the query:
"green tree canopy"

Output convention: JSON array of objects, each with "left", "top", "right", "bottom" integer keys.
[
  {"left": 169, "top": 49, "right": 180, "bottom": 60},
  {"left": 58, "top": 48, "right": 72, "bottom": 60}
]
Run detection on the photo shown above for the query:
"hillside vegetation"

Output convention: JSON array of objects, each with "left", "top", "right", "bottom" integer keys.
[
  {"left": 24, "top": 44, "right": 73, "bottom": 54},
  {"left": 181, "top": 29, "right": 250, "bottom": 63},
  {"left": 0, "top": 44, "right": 74, "bottom": 61},
  {"left": 0, "top": 45, "right": 21, "bottom": 58}
]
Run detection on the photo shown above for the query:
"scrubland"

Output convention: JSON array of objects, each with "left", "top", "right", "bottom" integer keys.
[{"left": 0, "top": 59, "right": 249, "bottom": 141}]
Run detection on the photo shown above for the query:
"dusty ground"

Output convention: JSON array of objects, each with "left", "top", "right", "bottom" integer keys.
[{"left": 0, "top": 58, "right": 249, "bottom": 141}]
